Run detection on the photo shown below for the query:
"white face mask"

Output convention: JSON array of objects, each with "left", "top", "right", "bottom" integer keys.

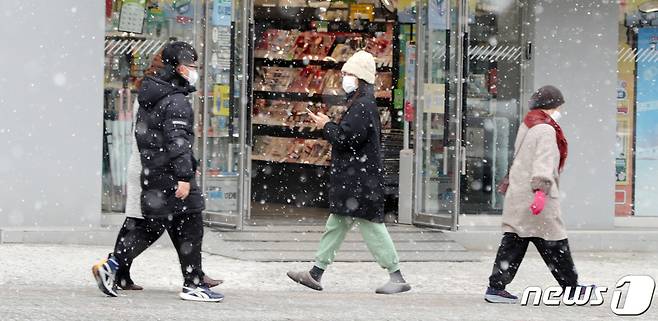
[
  {"left": 551, "top": 110, "right": 562, "bottom": 122},
  {"left": 181, "top": 66, "right": 199, "bottom": 86},
  {"left": 342, "top": 75, "right": 358, "bottom": 94}
]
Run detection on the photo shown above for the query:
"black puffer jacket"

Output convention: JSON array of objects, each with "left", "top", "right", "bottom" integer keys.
[
  {"left": 323, "top": 84, "right": 385, "bottom": 222},
  {"left": 135, "top": 66, "right": 204, "bottom": 218}
]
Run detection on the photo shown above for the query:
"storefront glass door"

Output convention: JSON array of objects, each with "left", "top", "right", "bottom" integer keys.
[
  {"left": 460, "top": 0, "right": 526, "bottom": 214},
  {"left": 413, "top": 0, "right": 461, "bottom": 229},
  {"left": 199, "top": 0, "right": 251, "bottom": 229},
  {"left": 414, "top": 0, "right": 528, "bottom": 228}
]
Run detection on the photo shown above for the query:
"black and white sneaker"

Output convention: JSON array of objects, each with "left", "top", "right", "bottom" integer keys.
[
  {"left": 92, "top": 256, "right": 119, "bottom": 297},
  {"left": 179, "top": 285, "right": 225, "bottom": 302},
  {"left": 484, "top": 287, "right": 519, "bottom": 304}
]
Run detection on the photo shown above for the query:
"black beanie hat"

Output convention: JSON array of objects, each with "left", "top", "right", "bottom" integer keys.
[
  {"left": 529, "top": 85, "right": 565, "bottom": 110},
  {"left": 161, "top": 41, "right": 198, "bottom": 67}
]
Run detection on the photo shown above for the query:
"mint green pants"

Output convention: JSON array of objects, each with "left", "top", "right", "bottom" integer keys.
[{"left": 314, "top": 214, "right": 401, "bottom": 273}]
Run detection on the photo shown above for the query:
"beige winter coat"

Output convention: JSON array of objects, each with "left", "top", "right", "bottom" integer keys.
[{"left": 502, "top": 123, "right": 567, "bottom": 241}]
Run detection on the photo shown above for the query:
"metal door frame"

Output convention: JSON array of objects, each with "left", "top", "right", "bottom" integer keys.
[
  {"left": 412, "top": 0, "right": 467, "bottom": 230},
  {"left": 200, "top": 0, "right": 252, "bottom": 230},
  {"left": 413, "top": 0, "right": 532, "bottom": 229}
]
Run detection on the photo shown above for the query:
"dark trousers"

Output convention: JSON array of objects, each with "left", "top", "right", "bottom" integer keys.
[
  {"left": 113, "top": 212, "right": 205, "bottom": 287},
  {"left": 489, "top": 232, "right": 578, "bottom": 291}
]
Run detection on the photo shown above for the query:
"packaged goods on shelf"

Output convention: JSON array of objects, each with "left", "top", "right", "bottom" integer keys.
[
  {"left": 253, "top": 136, "right": 331, "bottom": 166},
  {"left": 254, "top": 67, "right": 298, "bottom": 92},
  {"left": 254, "top": 29, "right": 299, "bottom": 60},
  {"left": 329, "top": 33, "right": 368, "bottom": 62},
  {"left": 292, "top": 32, "right": 336, "bottom": 61},
  {"left": 253, "top": 99, "right": 345, "bottom": 129},
  {"left": 330, "top": 43, "right": 356, "bottom": 62},
  {"left": 375, "top": 72, "right": 393, "bottom": 99},
  {"left": 253, "top": 99, "right": 292, "bottom": 126},
  {"left": 366, "top": 30, "right": 393, "bottom": 68},
  {"left": 322, "top": 70, "right": 346, "bottom": 96},
  {"left": 307, "top": 67, "right": 328, "bottom": 94},
  {"left": 304, "top": 139, "right": 332, "bottom": 164},
  {"left": 288, "top": 66, "right": 327, "bottom": 94},
  {"left": 380, "top": 108, "right": 392, "bottom": 130}
]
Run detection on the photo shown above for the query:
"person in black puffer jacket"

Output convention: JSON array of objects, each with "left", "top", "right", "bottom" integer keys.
[
  {"left": 92, "top": 42, "right": 223, "bottom": 303},
  {"left": 287, "top": 51, "right": 411, "bottom": 295}
]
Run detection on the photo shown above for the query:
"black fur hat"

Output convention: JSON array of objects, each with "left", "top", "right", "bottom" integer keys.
[{"left": 529, "top": 85, "right": 565, "bottom": 110}]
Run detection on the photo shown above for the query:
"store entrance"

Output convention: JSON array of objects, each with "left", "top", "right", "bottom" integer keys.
[
  {"left": 248, "top": 3, "right": 403, "bottom": 224},
  {"left": 459, "top": 0, "right": 529, "bottom": 214},
  {"left": 413, "top": 0, "right": 531, "bottom": 228}
]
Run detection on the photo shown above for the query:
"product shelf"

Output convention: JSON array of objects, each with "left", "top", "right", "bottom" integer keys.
[
  {"left": 251, "top": 156, "right": 330, "bottom": 167},
  {"left": 253, "top": 123, "right": 325, "bottom": 139},
  {"left": 253, "top": 90, "right": 393, "bottom": 107},
  {"left": 254, "top": 57, "right": 393, "bottom": 72}
]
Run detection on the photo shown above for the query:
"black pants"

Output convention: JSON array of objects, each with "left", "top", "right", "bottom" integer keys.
[
  {"left": 112, "top": 217, "right": 149, "bottom": 285},
  {"left": 489, "top": 232, "right": 578, "bottom": 291},
  {"left": 113, "top": 212, "right": 205, "bottom": 287}
]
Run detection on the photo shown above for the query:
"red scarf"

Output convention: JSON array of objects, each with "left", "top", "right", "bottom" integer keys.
[{"left": 523, "top": 109, "right": 568, "bottom": 172}]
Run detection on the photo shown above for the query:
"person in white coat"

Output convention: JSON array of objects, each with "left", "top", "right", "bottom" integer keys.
[{"left": 484, "top": 85, "right": 587, "bottom": 304}]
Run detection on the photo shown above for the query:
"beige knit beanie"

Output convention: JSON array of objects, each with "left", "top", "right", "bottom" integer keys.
[{"left": 341, "top": 50, "right": 376, "bottom": 84}]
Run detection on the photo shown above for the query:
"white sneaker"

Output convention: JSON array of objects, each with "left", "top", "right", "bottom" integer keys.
[
  {"left": 179, "top": 285, "right": 225, "bottom": 302},
  {"left": 92, "top": 257, "right": 119, "bottom": 297}
]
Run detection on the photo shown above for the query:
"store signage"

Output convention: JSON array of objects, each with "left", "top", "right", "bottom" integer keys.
[
  {"left": 212, "top": 0, "right": 232, "bottom": 27},
  {"left": 207, "top": 178, "right": 239, "bottom": 212},
  {"left": 212, "top": 84, "right": 231, "bottom": 116},
  {"left": 118, "top": 0, "right": 147, "bottom": 34}
]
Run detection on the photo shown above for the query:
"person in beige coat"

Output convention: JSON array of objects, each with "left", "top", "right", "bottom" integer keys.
[{"left": 484, "top": 85, "right": 584, "bottom": 304}]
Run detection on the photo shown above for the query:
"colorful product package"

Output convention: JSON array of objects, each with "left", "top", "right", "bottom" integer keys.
[
  {"left": 255, "top": 29, "right": 299, "bottom": 60},
  {"left": 292, "top": 32, "right": 336, "bottom": 61}
]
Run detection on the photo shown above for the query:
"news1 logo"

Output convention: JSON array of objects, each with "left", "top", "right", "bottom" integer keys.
[{"left": 521, "top": 275, "right": 656, "bottom": 316}]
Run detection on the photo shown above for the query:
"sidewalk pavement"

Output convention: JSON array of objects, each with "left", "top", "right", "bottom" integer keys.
[{"left": 1, "top": 244, "right": 657, "bottom": 321}]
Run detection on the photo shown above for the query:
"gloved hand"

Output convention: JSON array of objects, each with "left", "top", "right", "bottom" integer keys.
[{"left": 530, "top": 191, "right": 546, "bottom": 215}]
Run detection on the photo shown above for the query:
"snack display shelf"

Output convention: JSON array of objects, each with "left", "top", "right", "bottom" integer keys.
[
  {"left": 253, "top": 6, "right": 396, "bottom": 22},
  {"left": 254, "top": 57, "right": 393, "bottom": 72},
  {"left": 253, "top": 123, "right": 325, "bottom": 139},
  {"left": 251, "top": 156, "right": 330, "bottom": 167},
  {"left": 250, "top": 4, "right": 401, "bottom": 207},
  {"left": 253, "top": 91, "right": 393, "bottom": 106}
]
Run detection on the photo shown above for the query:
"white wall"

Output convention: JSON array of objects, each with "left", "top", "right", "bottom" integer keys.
[
  {"left": 0, "top": 2, "right": 104, "bottom": 227},
  {"left": 532, "top": 0, "right": 617, "bottom": 229}
]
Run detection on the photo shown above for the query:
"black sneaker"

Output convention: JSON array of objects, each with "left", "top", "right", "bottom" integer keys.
[
  {"left": 484, "top": 287, "right": 519, "bottom": 304},
  {"left": 179, "top": 285, "right": 225, "bottom": 302}
]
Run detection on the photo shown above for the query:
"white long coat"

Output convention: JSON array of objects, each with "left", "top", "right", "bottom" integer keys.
[{"left": 502, "top": 123, "right": 567, "bottom": 241}]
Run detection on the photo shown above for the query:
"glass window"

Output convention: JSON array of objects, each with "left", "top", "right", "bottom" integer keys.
[{"left": 101, "top": 0, "right": 202, "bottom": 213}]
